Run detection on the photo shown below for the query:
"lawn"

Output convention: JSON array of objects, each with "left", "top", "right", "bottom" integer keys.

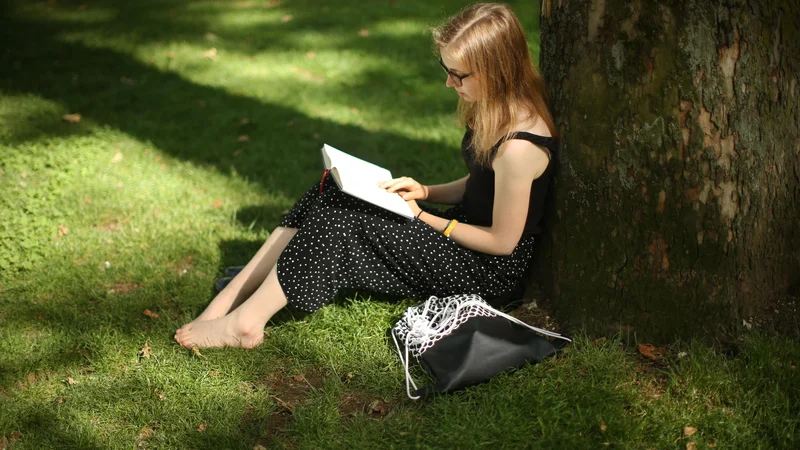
[{"left": 1, "top": 1, "right": 798, "bottom": 449}]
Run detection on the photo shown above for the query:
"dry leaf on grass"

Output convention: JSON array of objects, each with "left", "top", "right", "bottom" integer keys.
[
  {"left": 191, "top": 346, "right": 207, "bottom": 359},
  {"left": 203, "top": 48, "right": 218, "bottom": 60},
  {"left": 292, "top": 375, "right": 304, "bottom": 383},
  {"left": 686, "top": 442, "right": 697, "bottom": 450},
  {"left": 213, "top": 200, "right": 223, "bottom": 208},
  {"left": 65, "top": 377, "right": 76, "bottom": 385},
  {"left": 237, "top": 135, "right": 250, "bottom": 142},
  {"left": 196, "top": 423, "right": 206, "bottom": 432},
  {"left": 359, "top": 29, "right": 369, "bottom": 37},
  {"left": 683, "top": 426, "right": 698, "bottom": 437},
  {"left": 63, "top": 113, "right": 81, "bottom": 123},
  {"left": 143, "top": 309, "right": 159, "bottom": 319},
  {"left": 708, "top": 443, "right": 717, "bottom": 448},
  {"left": 58, "top": 224, "right": 69, "bottom": 237},
  {"left": 599, "top": 418, "right": 607, "bottom": 432},
  {"left": 367, "top": 399, "right": 388, "bottom": 416},
  {"left": 271, "top": 395, "right": 294, "bottom": 414},
  {"left": 637, "top": 343, "right": 663, "bottom": 360},
  {"left": 138, "top": 343, "right": 152, "bottom": 359},
  {"left": 111, "top": 152, "right": 123, "bottom": 163}
]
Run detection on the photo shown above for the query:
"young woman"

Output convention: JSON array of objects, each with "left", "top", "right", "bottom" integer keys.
[{"left": 175, "top": 2, "right": 557, "bottom": 349}]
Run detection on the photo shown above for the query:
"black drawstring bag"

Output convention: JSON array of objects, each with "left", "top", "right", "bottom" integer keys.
[{"left": 391, "top": 294, "right": 571, "bottom": 399}]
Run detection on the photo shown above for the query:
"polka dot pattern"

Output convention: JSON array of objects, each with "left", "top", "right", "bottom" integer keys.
[{"left": 276, "top": 173, "right": 535, "bottom": 313}]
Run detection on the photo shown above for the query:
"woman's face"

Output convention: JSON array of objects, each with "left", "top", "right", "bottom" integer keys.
[{"left": 440, "top": 53, "right": 480, "bottom": 102}]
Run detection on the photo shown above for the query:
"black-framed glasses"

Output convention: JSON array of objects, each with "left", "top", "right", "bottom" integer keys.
[{"left": 439, "top": 57, "right": 470, "bottom": 87}]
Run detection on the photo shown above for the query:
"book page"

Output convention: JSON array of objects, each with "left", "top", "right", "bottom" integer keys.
[
  {"left": 322, "top": 144, "right": 392, "bottom": 187},
  {"left": 321, "top": 144, "right": 413, "bottom": 218}
]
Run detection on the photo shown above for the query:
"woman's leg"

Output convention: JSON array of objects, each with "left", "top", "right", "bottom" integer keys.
[
  {"left": 191, "top": 226, "right": 296, "bottom": 322},
  {"left": 174, "top": 267, "right": 288, "bottom": 348}
]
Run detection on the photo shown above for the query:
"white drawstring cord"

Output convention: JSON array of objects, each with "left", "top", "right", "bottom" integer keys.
[{"left": 393, "top": 295, "right": 571, "bottom": 400}]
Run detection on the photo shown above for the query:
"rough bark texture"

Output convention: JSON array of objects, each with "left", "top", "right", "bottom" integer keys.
[{"left": 536, "top": 0, "right": 800, "bottom": 342}]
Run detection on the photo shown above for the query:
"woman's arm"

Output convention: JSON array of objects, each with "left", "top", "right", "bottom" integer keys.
[
  {"left": 415, "top": 140, "right": 550, "bottom": 256},
  {"left": 425, "top": 175, "right": 469, "bottom": 205}
]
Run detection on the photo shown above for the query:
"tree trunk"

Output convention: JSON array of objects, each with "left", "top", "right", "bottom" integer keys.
[{"left": 536, "top": 0, "right": 800, "bottom": 341}]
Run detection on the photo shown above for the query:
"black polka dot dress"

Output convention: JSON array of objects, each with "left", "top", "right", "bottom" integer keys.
[{"left": 275, "top": 174, "right": 537, "bottom": 313}]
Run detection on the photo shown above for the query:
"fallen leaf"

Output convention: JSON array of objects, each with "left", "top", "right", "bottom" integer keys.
[
  {"left": 637, "top": 343, "right": 662, "bottom": 361},
  {"left": 65, "top": 377, "right": 76, "bottom": 385},
  {"left": 63, "top": 113, "right": 81, "bottom": 123},
  {"left": 197, "top": 423, "right": 206, "bottom": 432},
  {"left": 58, "top": 224, "right": 69, "bottom": 237},
  {"left": 20, "top": 171, "right": 27, "bottom": 178},
  {"left": 683, "top": 426, "right": 698, "bottom": 437},
  {"left": 271, "top": 395, "right": 294, "bottom": 414},
  {"left": 143, "top": 309, "right": 159, "bottom": 319},
  {"left": 254, "top": 445, "right": 268, "bottom": 450},
  {"left": 708, "top": 443, "right": 717, "bottom": 448},
  {"left": 209, "top": 370, "right": 220, "bottom": 376},
  {"left": 600, "top": 418, "right": 607, "bottom": 432},
  {"left": 192, "top": 346, "right": 207, "bottom": 359},
  {"left": 203, "top": 48, "right": 218, "bottom": 60},
  {"left": 111, "top": 152, "right": 123, "bottom": 163},
  {"left": 139, "top": 343, "right": 152, "bottom": 359},
  {"left": 238, "top": 135, "right": 250, "bottom": 142},
  {"left": 359, "top": 29, "right": 369, "bottom": 37},
  {"left": 687, "top": 442, "right": 696, "bottom": 450},
  {"left": 367, "top": 399, "right": 388, "bottom": 416},
  {"left": 213, "top": 200, "right": 223, "bottom": 208},
  {"left": 292, "top": 374, "right": 304, "bottom": 383},
  {"left": 280, "top": 15, "right": 292, "bottom": 23},
  {"left": 156, "top": 392, "right": 165, "bottom": 400}
]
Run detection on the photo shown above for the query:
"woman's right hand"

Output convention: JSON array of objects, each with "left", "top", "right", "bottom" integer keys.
[{"left": 377, "top": 176, "right": 429, "bottom": 201}]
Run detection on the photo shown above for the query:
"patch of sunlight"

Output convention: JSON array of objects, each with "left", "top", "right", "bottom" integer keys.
[
  {"left": 207, "top": 8, "right": 290, "bottom": 28},
  {"left": 371, "top": 19, "right": 431, "bottom": 38},
  {"left": 11, "top": 3, "right": 118, "bottom": 24}
]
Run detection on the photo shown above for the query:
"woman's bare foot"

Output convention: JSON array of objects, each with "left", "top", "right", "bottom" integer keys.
[{"left": 174, "top": 312, "right": 264, "bottom": 349}]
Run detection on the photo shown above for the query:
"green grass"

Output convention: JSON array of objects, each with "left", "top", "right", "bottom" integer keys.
[{"left": 1, "top": 1, "right": 798, "bottom": 449}]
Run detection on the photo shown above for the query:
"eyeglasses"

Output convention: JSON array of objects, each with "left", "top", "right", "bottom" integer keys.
[{"left": 439, "top": 58, "right": 470, "bottom": 87}]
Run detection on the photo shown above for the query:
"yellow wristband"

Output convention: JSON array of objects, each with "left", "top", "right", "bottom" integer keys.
[{"left": 443, "top": 219, "right": 458, "bottom": 237}]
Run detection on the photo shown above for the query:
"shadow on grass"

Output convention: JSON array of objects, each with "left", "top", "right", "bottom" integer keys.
[{"left": 0, "top": 0, "right": 467, "bottom": 200}]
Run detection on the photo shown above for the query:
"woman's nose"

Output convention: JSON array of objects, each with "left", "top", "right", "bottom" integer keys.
[{"left": 445, "top": 74, "right": 455, "bottom": 88}]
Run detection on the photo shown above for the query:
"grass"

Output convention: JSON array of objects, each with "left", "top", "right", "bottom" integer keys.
[{"left": 0, "top": 0, "right": 798, "bottom": 449}]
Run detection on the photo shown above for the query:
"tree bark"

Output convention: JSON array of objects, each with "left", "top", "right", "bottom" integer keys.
[{"left": 536, "top": 0, "right": 800, "bottom": 341}]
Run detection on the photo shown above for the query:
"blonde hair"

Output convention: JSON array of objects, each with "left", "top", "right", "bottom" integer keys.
[{"left": 432, "top": 3, "right": 556, "bottom": 166}]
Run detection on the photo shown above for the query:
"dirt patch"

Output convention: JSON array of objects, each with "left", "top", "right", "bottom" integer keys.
[
  {"left": 338, "top": 391, "right": 391, "bottom": 419},
  {"left": 109, "top": 283, "right": 139, "bottom": 294},
  {"left": 95, "top": 217, "right": 128, "bottom": 232},
  {"left": 253, "top": 369, "right": 326, "bottom": 449},
  {"left": 509, "top": 300, "right": 564, "bottom": 334},
  {"left": 257, "top": 368, "right": 327, "bottom": 414}
]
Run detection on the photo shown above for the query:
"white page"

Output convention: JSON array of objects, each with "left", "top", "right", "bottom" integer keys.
[{"left": 321, "top": 144, "right": 414, "bottom": 218}]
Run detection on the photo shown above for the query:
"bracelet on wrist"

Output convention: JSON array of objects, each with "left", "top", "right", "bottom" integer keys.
[
  {"left": 443, "top": 219, "right": 458, "bottom": 237},
  {"left": 416, "top": 210, "right": 425, "bottom": 219}
]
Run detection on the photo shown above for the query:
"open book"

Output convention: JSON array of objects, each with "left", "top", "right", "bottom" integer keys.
[{"left": 321, "top": 144, "right": 414, "bottom": 219}]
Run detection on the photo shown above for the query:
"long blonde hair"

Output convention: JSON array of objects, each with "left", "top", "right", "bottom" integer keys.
[{"left": 432, "top": 3, "right": 556, "bottom": 166}]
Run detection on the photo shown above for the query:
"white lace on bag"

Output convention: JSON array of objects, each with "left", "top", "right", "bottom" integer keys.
[{"left": 391, "top": 294, "right": 572, "bottom": 400}]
